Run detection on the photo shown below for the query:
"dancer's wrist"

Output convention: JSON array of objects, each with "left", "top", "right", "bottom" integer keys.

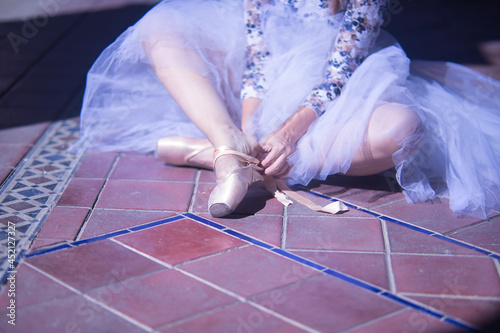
[{"left": 280, "top": 106, "right": 316, "bottom": 145}]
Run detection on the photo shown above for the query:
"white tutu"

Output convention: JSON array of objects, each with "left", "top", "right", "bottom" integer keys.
[{"left": 74, "top": 0, "right": 500, "bottom": 218}]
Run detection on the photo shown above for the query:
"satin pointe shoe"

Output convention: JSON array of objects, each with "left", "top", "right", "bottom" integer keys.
[
  {"left": 156, "top": 137, "right": 213, "bottom": 169},
  {"left": 208, "top": 146, "right": 264, "bottom": 218}
]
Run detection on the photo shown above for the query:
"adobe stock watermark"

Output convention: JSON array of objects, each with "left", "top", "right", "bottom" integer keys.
[
  {"left": 408, "top": 275, "right": 468, "bottom": 332},
  {"left": 7, "top": 0, "right": 75, "bottom": 54},
  {"left": 73, "top": 73, "right": 158, "bottom": 152},
  {"left": 236, "top": 234, "right": 338, "bottom": 333},
  {"left": 383, "top": 0, "right": 411, "bottom": 27},
  {"left": 64, "top": 267, "right": 129, "bottom": 333}
]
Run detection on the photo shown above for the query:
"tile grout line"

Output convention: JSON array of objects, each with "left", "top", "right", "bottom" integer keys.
[
  {"left": 493, "top": 258, "right": 500, "bottom": 280},
  {"left": 176, "top": 268, "right": 319, "bottom": 333},
  {"left": 338, "top": 308, "right": 408, "bottom": 333},
  {"left": 400, "top": 292, "right": 500, "bottom": 301},
  {"left": 113, "top": 237, "right": 318, "bottom": 332},
  {"left": 305, "top": 188, "right": 500, "bottom": 259},
  {"left": 280, "top": 203, "right": 288, "bottom": 249},
  {"left": 25, "top": 215, "right": 185, "bottom": 258},
  {"left": 243, "top": 300, "right": 320, "bottom": 333},
  {"left": 380, "top": 218, "right": 397, "bottom": 294},
  {"left": 173, "top": 244, "right": 251, "bottom": 269},
  {"left": 23, "top": 262, "right": 154, "bottom": 332},
  {"left": 111, "top": 239, "right": 174, "bottom": 270},
  {"left": 443, "top": 218, "right": 493, "bottom": 236},
  {"left": 187, "top": 169, "right": 202, "bottom": 213},
  {"left": 154, "top": 302, "right": 240, "bottom": 331},
  {"left": 73, "top": 153, "right": 122, "bottom": 241},
  {"left": 181, "top": 213, "right": 478, "bottom": 332},
  {"left": 288, "top": 249, "right": 384, "bottom": 254},
  {"left": 291, "top": 249, "right": 491, "bottom": 258}
]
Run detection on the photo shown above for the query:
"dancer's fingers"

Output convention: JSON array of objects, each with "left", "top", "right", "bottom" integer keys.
[{"left": 264, "top": 153, "right": 288, "bottom": 175}]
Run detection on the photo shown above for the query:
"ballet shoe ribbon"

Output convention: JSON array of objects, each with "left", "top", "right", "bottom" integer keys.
[{"left": 264, "top": 177, "right": 349, "bottom": 214}]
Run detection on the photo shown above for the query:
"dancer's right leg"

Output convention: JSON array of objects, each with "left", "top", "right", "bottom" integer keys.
[
  {"left": 144, "top": 40, "right": 262, "bottom": 217},
  {"left": 145, "top": 40, "right": 261, "bottom": 165}
]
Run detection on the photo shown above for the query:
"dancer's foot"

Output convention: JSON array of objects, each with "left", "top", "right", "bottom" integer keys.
[
  {"left": 208, "top": 147, "right": 263, "bottom": 217},
  {"left": 156, "top": 137, "right": 213, "bottom": 169},
  {"left": 208, "top": 131, "right": 263, "bottom": 217}
]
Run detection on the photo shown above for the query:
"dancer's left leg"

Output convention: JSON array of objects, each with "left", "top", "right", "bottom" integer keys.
[{"left": 347, "top": 103, "right": 421, "bottom": 176}]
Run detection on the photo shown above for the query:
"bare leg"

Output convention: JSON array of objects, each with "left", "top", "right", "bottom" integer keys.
[
  {"left": 144, "top": 40, "right": 261, "bottom": 173},
  {"left": 241, "top": 98, "right": 262, "bottom": 132},
  {"left": 347, "top": 103, "right": 421, "bottom": 176}
]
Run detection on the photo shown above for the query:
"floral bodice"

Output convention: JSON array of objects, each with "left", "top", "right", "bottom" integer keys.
[{"left": 241, "top": 0, "right": 388, "bottom": 116}]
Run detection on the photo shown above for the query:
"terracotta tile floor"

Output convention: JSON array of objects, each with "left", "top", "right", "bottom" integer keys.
[{"left": 1, "top": 125, "right": 500, "bottom": 332}]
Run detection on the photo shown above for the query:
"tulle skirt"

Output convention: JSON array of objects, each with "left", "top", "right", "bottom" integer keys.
[{"left": 74, "top": 0, "right": 500, "bottom": 218}]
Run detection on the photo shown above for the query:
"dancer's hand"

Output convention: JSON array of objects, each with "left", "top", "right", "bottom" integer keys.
[
  {"left": 260, "top": 106, "right": 317, "bottom": 176},
  {"left": 261, "top": 129, "right": 294, "bottom": 176}
]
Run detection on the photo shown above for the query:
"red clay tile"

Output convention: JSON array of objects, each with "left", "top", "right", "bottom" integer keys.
[
  {"left": 182, "top": 246, "right": 320, "bottom": 298},
  {"left": 87, "top": 269, "right": 235, "bottom": 329},
  {"left": 450, "top": 218, "right": 500, "bottom": 253},
  {"left": 57, "top": 178, "right": 105, "bottom": 207},
  {"left": 0, "top": 293, "right": 145, "bottom": 333},
  {"left": 253, "top": 274, "right": 402, "bottom": 332},
  {"left": 392, "top": 254, "right": 500, "bottom": 296},
  {"left": 292, "top": 251, "right": 390, "bottom": 290},
  {"left": 27, "top": 239, "right": 165, "bottom": 292},
  {"left": 0, "top": 166, "right": 13, "bottom": 183},
  {"left": 192, "top": 183, "right": 283, "bottom": 216},
  {"left": 96, "top": 179, "right": 193, "bottom": 211},
  {"left": 0, "top": 123, "right": 44, "bottom": 145},
  {"left": 347, "top": 309, "right": 459, "bottom": 333},
  {"left": 409, "top": 295, "right": 500, "bottom": 327},
  {"left": 119, "top": 151, "right": 155, "bottom": 157},
  {"left": 0, "top": 264, "right": 73, "bottom": 310},
  {"left": 80, "top": 209, "right": 175, "bottom": 239},
  {"left": 386, "top": 222, "right": 480, "bottom": 255},
  {"left": 74, "top": 152, "right": 117, "bottom": 178},
  {"left": 161, "top": 302, "right": 305, "bottom": 332},
  {"left": 199, "top": 213, "right": 283, "bottom": 247},
  {"left": 198, "top": 169, "right": 216, "bottom": 183},
  {"left": 286, "top": 216, "right": 384, "bottom": 252},
  {"left": 116, "top": 218, "right": 245, "bottom": 265},
  {"left": 0, "top": 143, "right": 31, "bottom": 167},
  {"left": 0, "top": 122, "right": 49, "bottom": 144},
  {"left": 374, "top": 199, "right": 482, "bottom": 234},
  {"left": 36, "top": 206, "right": 89, "bottom": 240},
  {"left": 110, "top": 156, "right": 197, "bottom": 181}
]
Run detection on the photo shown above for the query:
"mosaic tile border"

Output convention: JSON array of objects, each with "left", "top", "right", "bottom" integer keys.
[
  {"left": 0, "top": 118, "right": 84, "bottom": 284},
  {"left": 25, "top": 212, "right": 484, "bottom": 332}
]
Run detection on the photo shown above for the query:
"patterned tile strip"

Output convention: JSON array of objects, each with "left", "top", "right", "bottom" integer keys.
[
  {"left": 25, "top": 212, "right": 479, "bottom": 332},
  {"left": 0, "top": 118, "right": 84, "bottom": 284}
]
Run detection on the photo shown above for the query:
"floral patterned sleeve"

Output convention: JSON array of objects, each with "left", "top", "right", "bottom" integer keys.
[
  {"left": 303, "top": 0, "right": 388, "bottom": 116},
  {"left": 241, "top": 0, "right": 271, "bottom": 101}
]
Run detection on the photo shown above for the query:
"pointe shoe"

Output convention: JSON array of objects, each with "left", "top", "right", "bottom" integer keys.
[
  {"left": 208, "top": 147, "right": 263, "bottom": 218},
  {"left": 156, "top": 137, "right": 213, "bottom": 169}
]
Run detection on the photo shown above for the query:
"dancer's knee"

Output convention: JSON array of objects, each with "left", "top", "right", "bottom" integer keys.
[{"left": 370, "top": 103, "right": 422, "bottom": 154}]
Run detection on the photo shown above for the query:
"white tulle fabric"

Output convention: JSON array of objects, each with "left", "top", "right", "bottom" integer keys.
[{"left": 74, "top": 0, "right": 500, "bottom": 218}]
